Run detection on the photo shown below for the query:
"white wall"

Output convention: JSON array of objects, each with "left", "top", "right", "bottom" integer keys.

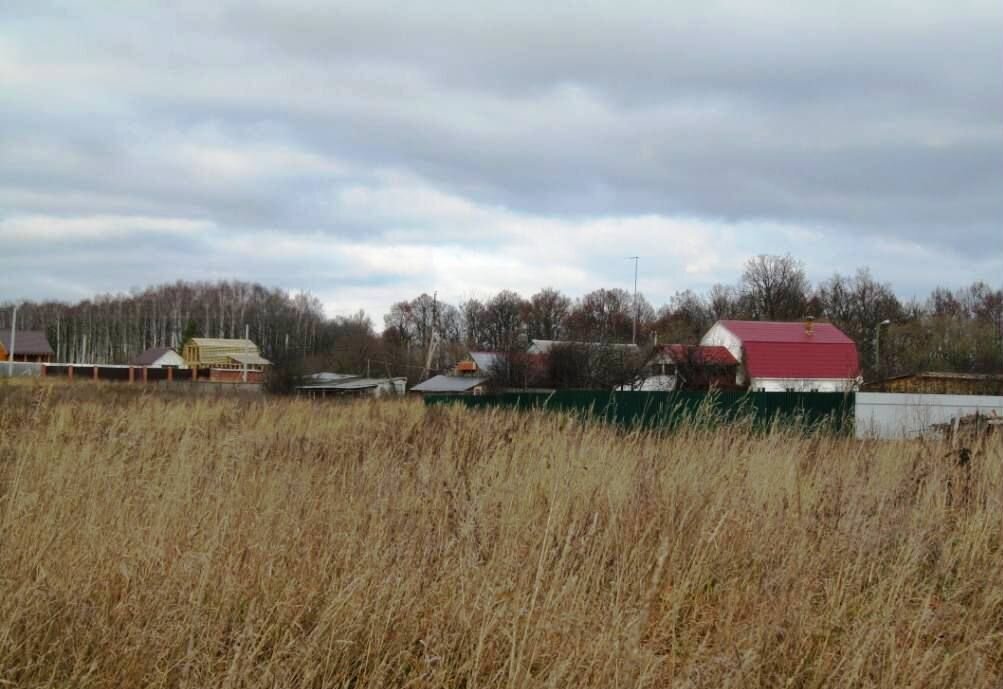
[
  {"left": 152, "top": 351, "right": 187, "bottom": 368},
  {"left": 636, "top": 374, "right": 678, "bottom": 392},
  {"left": 699, "top": 323, "right": 745, "bottom": 384},
  {"left": 750, "top": 377, "right": 857, "bottom": 393},
  {"left": 855, "top": 392, "right": 1003, "bottom": 439}
]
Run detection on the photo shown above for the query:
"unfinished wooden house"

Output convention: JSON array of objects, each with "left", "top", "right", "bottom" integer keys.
[{"left": 181, "top": 338, "right": 271, "bottom": 371}]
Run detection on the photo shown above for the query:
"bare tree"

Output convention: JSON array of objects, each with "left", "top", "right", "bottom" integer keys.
[
  {"left": 526, "top": 288, "right": 571, "bottom": 340},
  {"left": 740, "top": 254, "right": 810, "bottom": 321}
]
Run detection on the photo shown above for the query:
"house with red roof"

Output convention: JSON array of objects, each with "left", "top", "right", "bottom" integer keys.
[{"left": 700, "top": 319, "right": 861, "bottom": 392}]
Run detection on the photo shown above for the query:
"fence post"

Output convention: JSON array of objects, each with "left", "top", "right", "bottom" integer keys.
[{"left": 93, "top": 366, "right": 98, "bottom": 381}]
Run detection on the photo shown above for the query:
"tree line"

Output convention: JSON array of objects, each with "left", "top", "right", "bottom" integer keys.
[{"left": 2, "top": 255, "right": 1002, "bottom": 382}]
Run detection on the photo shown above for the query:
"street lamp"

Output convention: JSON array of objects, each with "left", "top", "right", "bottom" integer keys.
[{"left": 873, "top": 319, "right": 891, "bottom": 379}]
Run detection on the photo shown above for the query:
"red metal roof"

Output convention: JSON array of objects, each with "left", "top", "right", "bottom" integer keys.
[
  {"left": 719, "top": 320, "right": 854, "bottom": 344},
  {"left": 717, "top": 321, "right": 859, "bottom": 379},
  {"left": 660, "top": 344, "right": 738, "bottom": 367}
]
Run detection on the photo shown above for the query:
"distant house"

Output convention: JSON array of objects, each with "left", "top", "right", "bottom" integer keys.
[
  {"left": 700, "top": 319, "right": 861, "bottom": 392},
  {"left": 130, "top": 346, "right": 187, "bottom": 368},
  {"left": 296, "top": 373, "right": 407, "bottom": 398},
  {"left": 635, "top": 344, "right": 739, "bottom": 391},
  {"left": 181, "top": 338, "right": 271, "bottom": 371},
  {"left": 410, "top": 374, "right": 491, "bottom": 396},
  {"left": 0, "top": 329, "right": 54, "bottom": 363}
]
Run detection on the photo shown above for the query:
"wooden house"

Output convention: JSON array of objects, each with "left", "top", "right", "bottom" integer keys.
[{"left": 0, "top": 329, "right": 54, "bottom": 363}]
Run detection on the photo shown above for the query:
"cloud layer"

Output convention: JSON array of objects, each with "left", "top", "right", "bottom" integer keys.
[{"left": 2, "top": 0, "right": 1000, "bottom": 318}]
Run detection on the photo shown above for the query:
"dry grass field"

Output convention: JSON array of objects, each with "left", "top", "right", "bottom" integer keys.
[{"left": 1, "top": 382, "right": 1002, "bottom": 688}]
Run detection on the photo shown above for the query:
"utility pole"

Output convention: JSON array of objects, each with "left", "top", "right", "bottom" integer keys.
[
  {"left": 627, "top": 257, "right": 640, "bottom": 345},
  {"left": 7, "top": 303, "right": 17, "bottom": 377}
]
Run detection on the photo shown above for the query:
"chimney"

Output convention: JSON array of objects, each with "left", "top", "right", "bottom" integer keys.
[{"left": 804, "top": 316, "right": 815, "bottom": 336}]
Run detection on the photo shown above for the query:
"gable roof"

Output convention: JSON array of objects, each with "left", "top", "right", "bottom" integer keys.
[
  {"left": 658, "top": 344, "right": 738, "bottom": 367},
  {"left": 0, "top": 330, "right": 54, "bottom": 356},
  {"left": 130, "top": 346, "right": 180, "bottom": 366},
  {"left": 411, "top": 375, "right": 489, "bottom": 393},
  {"left": 470, "top": 351, "right": 503, "bottom": 372}
]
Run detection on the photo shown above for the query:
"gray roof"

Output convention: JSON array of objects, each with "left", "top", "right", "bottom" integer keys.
[
  {"left": 228, "top": 352, "right": 272, "bottom": 366},
  {"left": 306, "top": 372, "right": 359, "bottom": 383},
  {"left": 411, "top": 374, "right": 490, "bottom": 393},
  {"left": 0, "top": 330, "right": 54, "bottom": 356},
  {"left": 298, "top": 376, "right": 404, "bottom": 391},
  {"left": 470, "top": 351, "right": 503, "bottom": 372},
  {"left": 130, "top": 346, "right": 178, "bottom": 366}
]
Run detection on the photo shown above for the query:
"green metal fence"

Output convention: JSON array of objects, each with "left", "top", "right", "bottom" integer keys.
[{"left": 424, "top": 390, "right": 855, "bottom": 434}]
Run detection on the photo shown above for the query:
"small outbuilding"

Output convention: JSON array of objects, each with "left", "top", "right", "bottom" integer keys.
[
  {"left": 863, "top": 372, "right": 1003, "bottom": 396},
  {"left": 296, "top": 373, "right": 407, "bottom": 398},
  {"left": 410, "top": 374, "right": 491, "bottom": 396},
  {"left": 130, "top": 346, "right": 187, "bottom": 368}
]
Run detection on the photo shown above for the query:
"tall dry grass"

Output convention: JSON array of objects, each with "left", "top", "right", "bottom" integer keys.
[{"left": 1, "top": 382, "right": 1002, "bottom": 688}]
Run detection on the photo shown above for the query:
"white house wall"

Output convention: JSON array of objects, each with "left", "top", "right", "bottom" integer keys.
[
  {"left": 152, "top": 351, "right": 188, "bottom": 368},
  {"left": 749, "top": 377, "right": 857, "bottom": 393},
  {"left": 699, "top": 323, "right": 746, "bottom": 384},
  {"left": 855, "top": 392, "right": 1003, "bottom": 439}
]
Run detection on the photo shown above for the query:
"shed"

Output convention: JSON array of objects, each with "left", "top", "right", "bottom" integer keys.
[
  {"left": 863, "top": 372, "right": 1003, "bottom": 396},
  {"left": 410, "top": 375, "right": 491, "bottom": 396},
  {"left": 296, "top": 373, "right": 407, "bottom": 398},
  {"left": 130, "top": 347, "right": 187, "bottom": 368},
  {"left": 0, "top": 329, "right": 54, "bottom": 363}
]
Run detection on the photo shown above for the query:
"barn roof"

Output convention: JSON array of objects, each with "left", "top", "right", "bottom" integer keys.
[{"left": 0, "top": 330, "right": 54, "bottom": 356}]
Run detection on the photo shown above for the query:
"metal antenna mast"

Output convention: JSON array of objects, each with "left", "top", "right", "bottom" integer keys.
[{"left": 627, "top": 256, "right": 639, "bottom": 345}]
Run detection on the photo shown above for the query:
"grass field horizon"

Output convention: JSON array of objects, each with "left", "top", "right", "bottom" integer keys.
[{"left": 1, "top": 383, "right": 1002, "bottom": 687}]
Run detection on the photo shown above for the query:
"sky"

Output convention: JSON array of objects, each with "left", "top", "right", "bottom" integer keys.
[{"left": 2, "top": 0, "right": 1001, "bottom": 321}]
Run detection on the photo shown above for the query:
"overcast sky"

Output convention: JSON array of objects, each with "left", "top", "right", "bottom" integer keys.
[{"left": 2, "top": 0, "right": 1001, "bottom": 320}]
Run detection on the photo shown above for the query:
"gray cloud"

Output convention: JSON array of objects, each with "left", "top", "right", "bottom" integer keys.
[{"left": 1, "top": 0, "right": 1000, "bottom": 317}]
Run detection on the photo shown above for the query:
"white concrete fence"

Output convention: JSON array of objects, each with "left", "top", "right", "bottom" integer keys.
[
  {"left": 0, "top": 361, "right": 44, "bottom": 378},
  {"left": 855, "top": 392, "right": 1003, "bottom": 439}
]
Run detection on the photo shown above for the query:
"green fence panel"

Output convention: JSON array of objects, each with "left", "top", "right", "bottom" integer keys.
[{"left": 424, "top": 390, "right": 855, "bottom": 434}]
